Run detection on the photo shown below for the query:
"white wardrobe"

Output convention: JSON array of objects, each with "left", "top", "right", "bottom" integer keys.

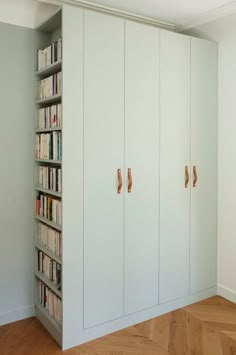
[
  {"left": 35, "top": 5, "right": 217, "bottom": 350},
  {"left": 159, "top": 32, "right": 217, "bottom": 304},
  {"left": 84, "top": 12, "right": 160, "bottom": 328}
]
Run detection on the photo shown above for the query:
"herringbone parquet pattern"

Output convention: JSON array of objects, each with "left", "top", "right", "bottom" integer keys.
[{"left": 1, "top": 296, "right": 236, "bottom": 354}]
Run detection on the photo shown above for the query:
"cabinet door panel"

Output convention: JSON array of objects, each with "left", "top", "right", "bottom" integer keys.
[
  {"left": 84, "top": 10, "right": 124, "bottom": 328},
  {"left": 159, "top": 31, "right": 190, "bottom": 304},
  {"left": 190, "top": 38, "right": 217, "bottom": 294},
  {"left": 124, "top": 21, "right": 159, "bottom": 314}
]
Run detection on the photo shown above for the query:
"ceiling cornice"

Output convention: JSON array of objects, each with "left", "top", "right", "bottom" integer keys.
[
  {"left": 176, "top": 0, "right": 236, "bottom": 31},
  {"left": 39, "top": 0, "right": 176, "bottom": 30}
]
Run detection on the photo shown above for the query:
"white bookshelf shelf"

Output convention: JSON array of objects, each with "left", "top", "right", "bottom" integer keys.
[
  {"left": 35, "top": 159, "right": 62, "bottom": 165},
  {"left": 35, "top": 215, "right": 62, "bottom": 231},
  {"left": 35, "top": 186, "right": 62, "bottom": 198},
  {"left": 36, "top": 60, "right": 62, "bottom": 77},
  {"left": 35, "top": 270, "right": 62, "bottom": 298},
  {"left": 36, "top": 127, "right": 62, "bottom": 133},
  {"left": 36, "top": 94, "right": 62, "bottom": 105},
  {"left": 35, "top": 303, "right": 61, "bottom": 346},
  {"left": 35, "top": 242, "right": 62, "bottom": 265},
  {"left": 35, "top": 303, "right": 61, "bottom": 332}
]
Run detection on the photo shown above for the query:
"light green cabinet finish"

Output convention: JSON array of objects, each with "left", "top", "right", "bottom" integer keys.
[
  {"left": 190, "top": 38, "right": 218, "bottom": 294},
  {"left": 83, "top": 10, "right": 125, "bottom": 329},
  {"left": 34, "top": 5, "right": 218, "bottom": 350},
  {"left": 159, "top": 32, "right": 217, "bottom": 303},
  {"left": 124, "top": 21, "right": 159, "bottom": 314},
  {"left": 159, "top": 30, "right": 191, "bottom": 303}
]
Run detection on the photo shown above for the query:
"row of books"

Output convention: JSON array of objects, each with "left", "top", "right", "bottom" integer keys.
[
  {"left": 36, "top": 193, "right": 62, "bottom": 226},
  {"left": 38, "top": 223, "right": 62, "bottom": 257},
  {"left": 37, "top": 38, "right": 62, "bottom": 71},
  {"left": 38, "top": 72, "right": 62, "bottom": 99},
  {"left": 38, "top": 251, "right": 61, "bottom": 289},
  {"left": 36, "top": 132, "right": 62, "bottom": 161},
  {"left": 38, "top": 104, "right": 62, "bottom": 129},
  {"left": 38, "top": 281, "right": 62, "bottom": 325},
  {"left": 38, "top": 166, "right": 62, "bottom": 193}
]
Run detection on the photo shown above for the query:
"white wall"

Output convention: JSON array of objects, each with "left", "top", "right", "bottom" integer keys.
[
  {"left": 0, "top": 0, "right": 58, "bottom": 28},
  {"left": 0, "top": 22, "right": 34, "bottom": 325},
  {"left": 0, "top": 1, "right": 58, "bottom": 327},
  {"left": 185, "top": 13, "right": 236, "bottom": 302}
]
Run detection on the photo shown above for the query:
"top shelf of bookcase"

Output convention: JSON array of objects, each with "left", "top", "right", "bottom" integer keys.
[{"left": 36, "top": 8, "right": 62, "bottom": 33}]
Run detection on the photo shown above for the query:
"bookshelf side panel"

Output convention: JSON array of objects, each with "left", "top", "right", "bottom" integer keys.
[{"left": 62, "top": 4, "right": 84, "bottom": 350}]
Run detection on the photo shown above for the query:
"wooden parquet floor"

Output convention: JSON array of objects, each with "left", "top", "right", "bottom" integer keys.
[{"left": 1, "top": 296, "right": 236, "bottom": 354}]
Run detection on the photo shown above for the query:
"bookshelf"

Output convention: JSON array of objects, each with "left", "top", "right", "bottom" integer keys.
[
  {"left": 35, "top": 242, "right": 61, "bottom": 264},
  {"left": 35, "top": 270, "right": 62, "bottom": 298},
  {"left": 35, "top": 59, "right": 62, "bottom": 77},
  {"left": 35, "top": 302, "right": 61, "bottom": 334},
  {"left": 35, "top": 186, "right": 62, "bottom": 198},
  {"left": 34, "top": 8, "right": 63, "bottom": 346},
  {"left": 36, "top": 94, "right": 62, "bottom": 105},
  {"left": 35, "top": 159, "right": 62, "bottom": 164},
  {"left": 35, "top": 215, "right": 62, "bottom": 231},
  {"left": 36, "top": 127, "right": 61, "bottom": 133},
  {"left": 33, "top": 5, "right": 85, "bottom": 350}
]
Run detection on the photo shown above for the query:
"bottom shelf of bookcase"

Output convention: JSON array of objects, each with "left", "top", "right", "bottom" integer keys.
[{"left": 35, "top": 303, "right": 62, "bottom": 346}]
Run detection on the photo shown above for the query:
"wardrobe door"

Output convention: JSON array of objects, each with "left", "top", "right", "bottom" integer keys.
[
  {"left": 84, "top": 10, "right": 124, "bottom": 328},
  {"left": 159, "top": 31, "right": 190, "bottom": 304},
  {"left": 124, "top": 21, "right": 159, "bottom": 314},
  {"left": 190, "top": 38, "right": 217, "bottom": 294}
]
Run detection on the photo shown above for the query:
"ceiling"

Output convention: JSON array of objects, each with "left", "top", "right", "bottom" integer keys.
[
  {"left": 76, "top": 0, "right": 236, "bottom": 25},
  {"left": 45, "top": 0, "right": 236, "bottom": 29},
  {"left": 0, "top": 0, "right": 236, "bottom": 29}
]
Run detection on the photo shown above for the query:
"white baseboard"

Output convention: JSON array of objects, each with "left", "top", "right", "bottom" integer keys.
[
  {"left": 0, "top": 305, "right": 35, "bottom": 326},
  {"left": 218, "top": 284, "right": 236, "bottom": 303}
]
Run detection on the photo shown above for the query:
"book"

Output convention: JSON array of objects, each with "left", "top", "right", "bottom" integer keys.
[
  {"left": 36, "top": 193, "right": 62, "bottom": 225},
  {"left": 38, "top": 281, "right": 62, "bottom": 324},
  {"left": 38, "top": 72, "right": 61, "bottom": 99},
  {"left": 38, "top": 251, "right": 61, "bottom": 288},
  {"left": 37, "top": 38, "right": 62, "bottom": 71},
  {"left": 38, "top": 103, "right": 62, "bottom": 130},
  {"left": 36, "top": 132, "right": 62, "bottom": 161}
]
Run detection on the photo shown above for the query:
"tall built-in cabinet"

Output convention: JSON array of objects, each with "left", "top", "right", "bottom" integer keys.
[{"left": 33, "top": 5, "right": 217, "bottom": 350}]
